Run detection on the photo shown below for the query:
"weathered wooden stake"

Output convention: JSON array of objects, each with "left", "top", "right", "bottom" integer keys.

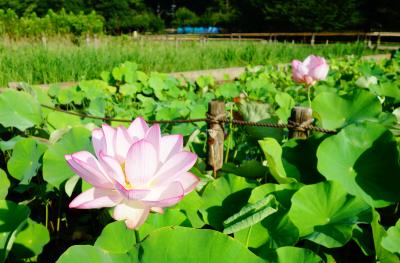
[
  {"left": 288, "top": 106, "right": 313, "bottom": 139},
  {"left": 207, "top": 100, "right": 225, "bottom": 176},
  {"left": 377, "top": 33, "right": 381, "bottom": 48},
  {"left": 310, "top": 34, "right": 315, "bottom": 46}
]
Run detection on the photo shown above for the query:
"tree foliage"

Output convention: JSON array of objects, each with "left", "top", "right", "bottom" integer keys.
[{"left": 0, "top": 0, "right": 398, "bottom": 33}]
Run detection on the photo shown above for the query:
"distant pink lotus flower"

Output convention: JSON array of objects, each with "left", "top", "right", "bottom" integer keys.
[
  {"left": 292, "top": 55, "right": 329, "bottom": 86},
  {"left": 65, "top": 117, "right": 199, "bottom": 229}
]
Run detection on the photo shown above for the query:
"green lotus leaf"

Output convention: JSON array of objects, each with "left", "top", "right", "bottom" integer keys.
[
  {"left": 312, "top": 89, "right": 381, "bottom": 129},
  {"left": 174, "top": 191, "right": 205, "bottom": 228},
  {"left": 0, "top": 90, "right": 42, "bottom": 131},
  {"left": 371, "top": 211, "right": 400, "bottom": 262},
  {"left": 0, "top": 169, "right": 10, "bottom": 199},
  {"left": 317, "top": 122, "right": 400, "bottom": 207},
  {"left": 138, "top": 209, "right": 187, "bottom": 239},
  {"left": 7, "top": 138, "right": 47, "bottom": 184},
  {"left": 200, "top": 173, "right": 257, "bottom": 230},
  {"left": 381, "top": 219, "right": 400, "bottom": 254},
  {"left": 43, "top": 127, "right": 93, "bottom": 189},
  {"left": 56, "top": 245, "right": 132, "bottom": 263},
  {"left": 223, "top": 195, "right": 278, "bottom": 234},
  {"left": 259, "top": 138, "right": 299, "bottom": 184},
  {"left": 288, "top": 181, "right": 372, "bottom": 248},
  {"left": 46, "top": 111, "right": 82, "bottom": 132},
  {"left": 139, "top": 227, "right": 264, "bottom": 263},
  {"left": 261, "top": 246, "right": 324, "bottom": 263},
  {"left": 0, "top": 200, "right": 30, "bottom": 262},
  {"left": 11, "top": 219, "right": 50, "bottom": 259},
  {"left": 95, "top": 221, "right": 136, "bottom": 254}
]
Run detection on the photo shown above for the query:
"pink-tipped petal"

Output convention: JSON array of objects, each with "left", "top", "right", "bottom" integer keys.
[
  {"left": 113, "top": 201, "right": 150, "bottom": 229},
  {"left": 292, "top": 60, "right": 306, "bottom": 83},
  {"left": 153, "top": 151, "right": 197, "bottom": 185},
  {"left": 176, "top": 172, "right": 200, "bottom": 194},
  {"left": 302, "top": 55, "right": 315, "bottom": 67},
  {"left": 141, "top": 181, "right": 184, "bottom": 207},
  {"left": 69, "top": 187, "right": 122, "bottom": 209},
  {"left": 98, "top": 152, "right": 126, "bottom": 185},
  {"left": 114, "top": 181, "right": 151, "bottom": 200},
  {"left": 102, "top": 124, "right": 116, "bottom": 157},
  {"left": 145, "top": 124, "right": 161, "bottom": 151},
  {"left": 159, "top": 135, "right": 183, "bottom": 163},
  {"left": 125, "top": 140, "right": 159, "bottom": 186},
  {"left": 92, "top": 128, "right": 105, "bottom": 158},
  {"left": 114, "top": 126, "right": 133, "bottom": 161},
  {"left": 128, "top": 117, "right": 149, "bottom": 140},
  {"left": 310, "top": 63, "right": 329, "bottom": 80},
  {"left": 66, "top": 152, "right": 112, "bottom": 188}
]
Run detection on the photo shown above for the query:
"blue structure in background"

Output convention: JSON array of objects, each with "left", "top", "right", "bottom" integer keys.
[{"left": 177, "top": 27, "right": 220, "bottom": 34}]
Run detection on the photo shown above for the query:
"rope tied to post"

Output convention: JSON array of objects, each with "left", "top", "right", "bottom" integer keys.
[{"left": 40, "top": 104, "right": 337, "bottom": 134}]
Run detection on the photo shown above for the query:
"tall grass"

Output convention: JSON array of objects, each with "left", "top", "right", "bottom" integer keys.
[{"left": 0, "top": 36, "right": 379, "bottom": 86}]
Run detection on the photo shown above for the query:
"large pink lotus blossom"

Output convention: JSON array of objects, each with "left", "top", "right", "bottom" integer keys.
[
  {"left": 291, "top": 55, "right": 329, "bottom": 86},
  {"left": 65, "top": 117, "right": 199, "bottom": 229}
]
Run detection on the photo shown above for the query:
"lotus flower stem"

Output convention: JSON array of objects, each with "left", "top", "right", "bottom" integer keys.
[
  {"left": 307, "top": 84, "right": 312, "bottom": 109},
  {"left": 224, "top": 105, "right": 234, "bottom": 164}
]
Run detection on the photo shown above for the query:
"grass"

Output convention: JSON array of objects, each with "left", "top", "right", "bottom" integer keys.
[{"left": 0, "top": 36, "right": 381, "bottom": 86}]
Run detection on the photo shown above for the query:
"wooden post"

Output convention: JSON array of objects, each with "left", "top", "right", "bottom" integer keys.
[
  {"left": 311, "top": 34, "right": 315, "bottom": 46},
  {"left": 288, "top": 107, "right": 312, "bottom": 139},
  {"left": 377, "top": 33, "right": 381, "bottom": 48},
  {"left": 207, "top": 100, "right": 225, "bottom": 175},
  {"left": 86, "top": 33, "right": 90, "bottom": 46},
  {"left": 41, "top": 34, "right": 47, "bottom": 47}
]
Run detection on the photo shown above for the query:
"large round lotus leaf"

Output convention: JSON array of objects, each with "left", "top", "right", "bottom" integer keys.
[
  {"left": 56, "top": 245, "right": 131, "bottom": 263},
  {"left": 200, "top": 173, "right": 257, "bottom": 230},
  {"left": 0, "top": 90, "right": 42, "bottom": 131},
  {"left": 43, "top": 127, "right": 93, "bottom": 189},
  {"left": 0, "top": 200, "right": 30, "bottom": 262},
  {"left": 312, "top": 90, "right": 381, "bottom": 129},
  {"left": 7, "top": 138, "right": 47, "bottom": 184},
  {"left": 139, "top": 227, "right": 264, "bottom": 263},
  {"left": 0, "top": 169, "right": 10, "bottom": 199},
  {"left": 381, "top": 219, "right": 400, "bottom": 254},
  {"left": 94, "top": 221, "right": 136, "bottom": 254},
  {"left": 261, "top": 246, "right": 323, "bottom": 263},
  {"left": 11, "top": 219, "right": 50, "bottom": 259},
  {"left": 317, "top": 122, "right": 400, "bottom": 207},
  {"left": 288, "top": 181, "right": 372, "bottom": 248}
]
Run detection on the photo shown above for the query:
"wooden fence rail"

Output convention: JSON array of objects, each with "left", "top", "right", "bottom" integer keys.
[{"left": 143, "top": 32, "right": 400, "bottom": 50}]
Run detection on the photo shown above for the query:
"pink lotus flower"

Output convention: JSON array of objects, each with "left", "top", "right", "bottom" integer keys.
[
  {"left": 291, "top": 55, "right": 329, "bottom": 86},
  {"left": 65, "top": 117, "right": 199, "bottom": 229}
]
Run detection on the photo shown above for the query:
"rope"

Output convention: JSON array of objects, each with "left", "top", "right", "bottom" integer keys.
[{"left": 40, "top": 104, "right": 337, "bottom": 134}]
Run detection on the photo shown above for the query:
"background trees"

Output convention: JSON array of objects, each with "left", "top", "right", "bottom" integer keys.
[{"left": 0, "top": 0, "right": 398, "bottom": 33}]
